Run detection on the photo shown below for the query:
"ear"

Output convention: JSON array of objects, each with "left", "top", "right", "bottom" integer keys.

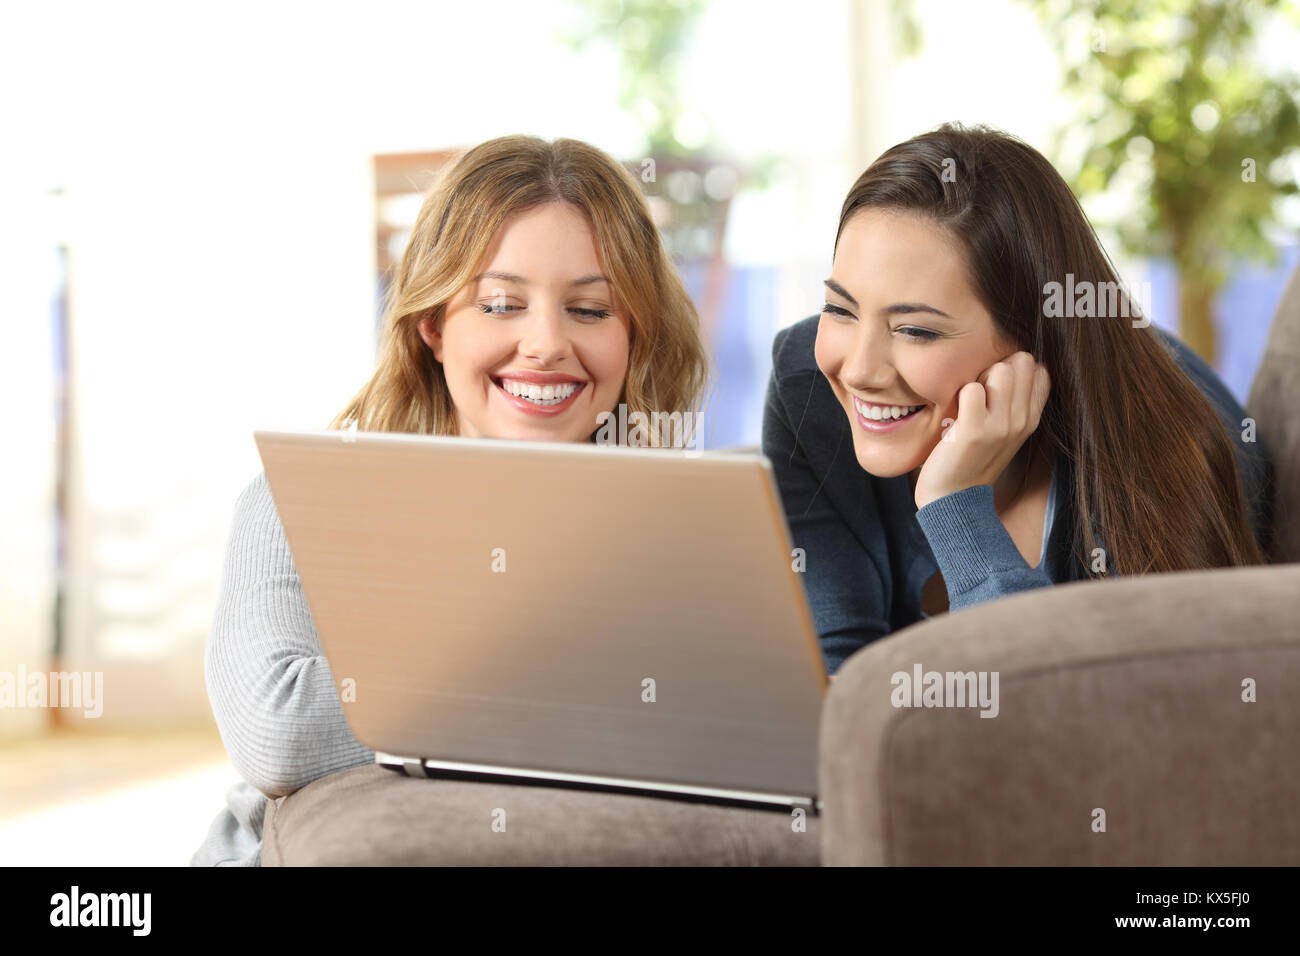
[{"left": 416, "top": 311, "right": 443, "bottom": 363}]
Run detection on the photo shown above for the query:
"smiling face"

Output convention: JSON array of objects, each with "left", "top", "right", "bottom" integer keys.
[
  {"left": 417, "top": 201, "right": 631, "bottom": 443},
  {"left": 815, "top": 208, "right": 1017, "bottom": 479}
]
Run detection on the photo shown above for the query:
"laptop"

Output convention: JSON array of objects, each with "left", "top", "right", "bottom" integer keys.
[{"left": 253, "top": 428, "right": 827, "bottom": 813}]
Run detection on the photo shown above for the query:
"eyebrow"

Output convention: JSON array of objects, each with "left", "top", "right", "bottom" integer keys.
[
  {"left": 824, "top": 278, "right": 954, "bottom": 320},
  {"left": 475, "top": 271, "right": 610, "bottom": 287}
]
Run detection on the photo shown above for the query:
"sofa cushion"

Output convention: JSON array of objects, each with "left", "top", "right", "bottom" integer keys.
[
  {"left": 263, "top": 763, "right": 819, "bottom": 865},
  {"left": 820, "top": 563, "right": 1300, "bottom": 865}
]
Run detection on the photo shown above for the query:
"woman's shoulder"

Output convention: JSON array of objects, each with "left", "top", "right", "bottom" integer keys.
[
  {"left": 1150, "top": 326, "right": 1269, "bottom": 465},
  {"left": 766, "top": 314, "right": 865, "bottom": 463},
  {"left": 1149, "top": 325, "right": 1274, "bottom": 540},
  {"left": 232, "top": 470, "right": 280, "bottom": 527},
  {"left": 770, "top": 314, "right": 822, "bottom": 379},
  {"left": 1151, "top": 326, "right": 1245, "bottom": 419},
  {"left": 221, "top": 470, "right": 297, "bottom": 574},
  {"left": 236, "top": 468, "right": 272, "bottom": 502},
  {"left": 766, "top": 313, "right": 843, "bottom": 447}
]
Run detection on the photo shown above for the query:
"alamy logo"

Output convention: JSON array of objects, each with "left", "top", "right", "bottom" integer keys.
[
  {"left": 50, "top": 886, "right": 151, "bottom": 936},
  {"left": 1042, "top": 273, "right": 1152, "bottom": 327},
  {"left": 594, "top": 403, "right": 703, "bottom": 456},
  {"left": 890, "top": 663, "right": 1000, "bottom": 718},
  {"left": 0, "top": 666, "right": 102, "bottom": 718}
]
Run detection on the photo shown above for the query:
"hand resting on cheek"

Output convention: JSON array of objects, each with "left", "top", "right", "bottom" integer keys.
[{"left": 912, "top": 350, "right": 1051, "bottom": 510}]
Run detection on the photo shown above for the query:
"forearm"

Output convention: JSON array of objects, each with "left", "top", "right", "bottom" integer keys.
[{"left": 914, "top": 484, "right": 1053, "bottom": 611}]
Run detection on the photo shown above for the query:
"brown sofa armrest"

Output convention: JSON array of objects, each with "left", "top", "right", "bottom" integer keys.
[
  {"left": 819, "top": 563, "right": 1300, "bottom": 865},
  {"left": 263, "top": 763, "right": 820, "bottom": 866}
]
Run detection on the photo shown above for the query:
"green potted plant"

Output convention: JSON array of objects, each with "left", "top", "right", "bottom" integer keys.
[{"left": 1024, "top": 0, "right": 1300, "bottom": 363}]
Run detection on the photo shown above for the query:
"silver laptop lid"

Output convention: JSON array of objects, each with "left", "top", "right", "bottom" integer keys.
[{"left": 254, "top": 429, "right": 826, "bottom": 800}]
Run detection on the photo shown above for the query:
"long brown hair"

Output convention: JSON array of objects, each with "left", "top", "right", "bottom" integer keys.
[
  {"left": 836, "top": 122, "right": 1264, "bottom": 575},
  {"left": 329, "top": 135, "right": 711, "bottom": 442}
]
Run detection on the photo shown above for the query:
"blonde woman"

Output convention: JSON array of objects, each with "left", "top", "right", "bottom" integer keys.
[{"left": 191, "top": 136, "right": 711, "bottom": 866}]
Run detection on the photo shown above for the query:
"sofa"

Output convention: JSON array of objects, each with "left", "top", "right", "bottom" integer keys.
[{"left": 263, "top": 262, "right": 1300, "bottom": 866}]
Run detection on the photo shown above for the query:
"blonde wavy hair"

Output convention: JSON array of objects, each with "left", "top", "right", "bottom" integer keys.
[{"left": 328, "top": 135, "right": 712, "bottom": 444}]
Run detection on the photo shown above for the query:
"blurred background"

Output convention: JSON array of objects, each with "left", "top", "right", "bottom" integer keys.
[{"left": 1, "top": 0, "right": 1297, "bottom": 865}]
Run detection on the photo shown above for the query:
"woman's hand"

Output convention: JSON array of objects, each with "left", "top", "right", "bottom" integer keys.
[{"left": 912, "top": 351, "right": 1050, "bottom": 510}]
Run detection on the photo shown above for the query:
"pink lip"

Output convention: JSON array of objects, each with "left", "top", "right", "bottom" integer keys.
[
  {"left": 492, "top": 377, "right": 586, "bottom": 417},
  {"left": 853, "top": 401, "right": 926, "bottom": 433}
]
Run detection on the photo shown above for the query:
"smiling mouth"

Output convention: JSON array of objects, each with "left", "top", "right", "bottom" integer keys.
[
  {"left": 852, "top": 396, "right": 925, "bottom": 422},
  {"left": 492, "top": 377, "right": 587, "bottom": 408}
]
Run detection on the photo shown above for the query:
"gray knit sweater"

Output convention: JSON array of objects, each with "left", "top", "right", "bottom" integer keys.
[{"left": 190, "top": 471, "right": 374, "bottom": 866}]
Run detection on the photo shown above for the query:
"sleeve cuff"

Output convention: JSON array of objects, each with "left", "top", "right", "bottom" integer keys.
[{"left": 914, "top": 484, "right": 1032, "bottom": 597}]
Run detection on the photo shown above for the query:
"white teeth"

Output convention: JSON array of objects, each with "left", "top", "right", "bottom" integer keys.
[
  {"left": 853, "top": 398, "right": 921, "bottom": 422},
  {"left": 499, "top": 378, "right": 580, "bottom": 405}
]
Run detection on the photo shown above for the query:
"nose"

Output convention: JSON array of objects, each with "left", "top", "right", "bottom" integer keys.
[
  {"left": 839, "top": 321, "right": 894, "bottom": 392},
  {"left": 517, "top": 304, "right": 572, "bottom": 366}
]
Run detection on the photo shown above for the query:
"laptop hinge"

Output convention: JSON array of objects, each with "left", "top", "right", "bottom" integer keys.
[{"left": 401, "top": 757, "right": 428, "bottom": 778}]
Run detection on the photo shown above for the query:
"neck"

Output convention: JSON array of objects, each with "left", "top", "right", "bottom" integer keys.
[{"left": 994, "top": 443, "right": 1044, "bottom": 511}]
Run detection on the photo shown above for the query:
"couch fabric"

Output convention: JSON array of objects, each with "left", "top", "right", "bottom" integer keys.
[
  {"left": 263, "top": 764, "right": 819, "bottom": 865},
  {"left": 820, "top": 563, "right": 1300, "bottom": 865}
]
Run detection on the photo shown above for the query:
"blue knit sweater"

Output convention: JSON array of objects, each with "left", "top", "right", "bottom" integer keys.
[{"left": 761, "top": 314, "right": 1273, "bottom": 675}]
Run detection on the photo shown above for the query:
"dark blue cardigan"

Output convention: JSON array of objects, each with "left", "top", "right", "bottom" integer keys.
[{"left": 761, "top": 314, "right": 1274, "bottom": 675}]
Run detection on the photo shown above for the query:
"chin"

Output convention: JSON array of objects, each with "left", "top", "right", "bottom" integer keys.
[
  {"left": 850, "top": 440, "right": 927, "bottom": 479},
  {"left": 503, "top": 424, "right": 575, "bottom": 443},
  {"left": 853, "top": 456, "right": 913, "bottom": 479}
]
